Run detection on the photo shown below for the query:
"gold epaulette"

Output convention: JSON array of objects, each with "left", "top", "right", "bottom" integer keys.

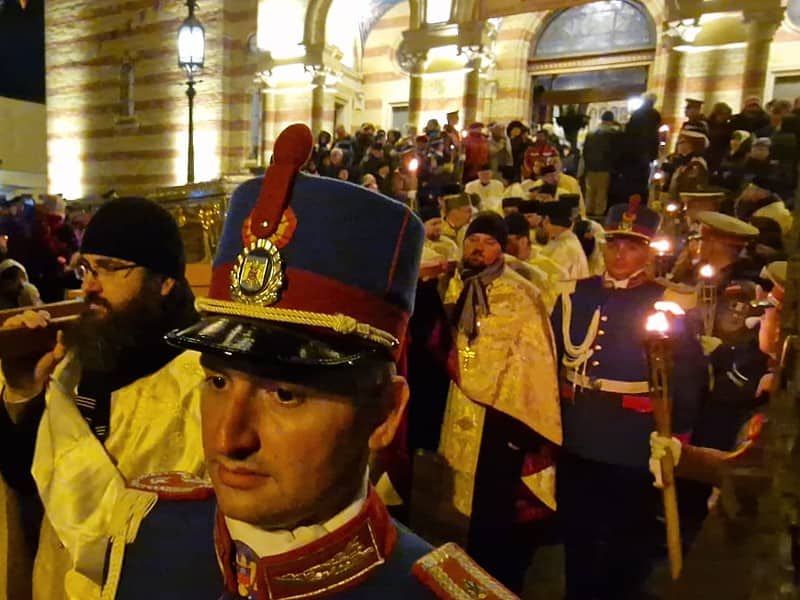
[{"left": 412, "top": 542, "right": 519, "bottom": 599}]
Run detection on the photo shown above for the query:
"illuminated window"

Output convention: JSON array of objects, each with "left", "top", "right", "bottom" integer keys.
[
  {"left": 534, "top": 0, "right": 655, "bottom": 58},
  {"left": 426, "top": 0, "right": 451, "bottom": 24}
]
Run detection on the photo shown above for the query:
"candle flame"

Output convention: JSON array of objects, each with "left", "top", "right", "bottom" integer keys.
[
  {"left": 651, "top": 238, "right": 671, "bottom": 254},
  {"left": 654, "top": 301, "right": 685, "bottom": 316},
  {"left": 646, "top": 311, "right": 670, "bottom": 333},
  {"left": 665, "top": 203, "right": 680, "bottom": 213},
  {"left": 659, "top": 124, "right": 670, "bottom": 133},
  {"left": 699, "top": 264, "right": 714, "bottom": 279},
  {"left": 408, "top": 158, "right": 419, "bottom": 172},
  {"left": 461, "top": 130, "right": 468, "bottom": 139}
]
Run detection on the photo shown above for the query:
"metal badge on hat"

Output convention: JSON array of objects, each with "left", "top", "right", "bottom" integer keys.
[
  {"left": 229, "top": 124, "right": 312, "bottom": 306},
  {"left": 621, "top": 195, "right": 641, "bottom": 231}
]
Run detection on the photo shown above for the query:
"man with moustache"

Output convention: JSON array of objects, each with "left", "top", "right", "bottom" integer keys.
[
  {"left": 438, "top": 211, "right": 561, "bottom": 593},
  {"left": 102, "top": 124, "right": 512, "bottom": 600},
  {"left": 551, "top": 199, "right": 706, "bottom": 599},
  {"left": 0, "top": 197, "right": 204, "bottom": 599}
]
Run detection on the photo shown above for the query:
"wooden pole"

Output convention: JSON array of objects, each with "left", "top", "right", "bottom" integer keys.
[{"left": 646, "top": 335, "right": 683, "bottom": 580}]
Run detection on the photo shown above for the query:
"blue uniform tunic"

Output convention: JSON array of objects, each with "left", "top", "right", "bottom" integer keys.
[
  {"left": 551, "top": 276, "right": 707, "bottom": 468},
  {"left": 113, "top": 497, "right": 437, "bottom": 599}
]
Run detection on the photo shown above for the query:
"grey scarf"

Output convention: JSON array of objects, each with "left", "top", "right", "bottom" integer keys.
[{"left": 452, "top": 259, "right": 505, "bottom": 342}]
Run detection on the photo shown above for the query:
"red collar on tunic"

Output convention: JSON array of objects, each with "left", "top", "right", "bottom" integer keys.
[{"left": 215, "top": 488, "right": 398, "bottom": 599}]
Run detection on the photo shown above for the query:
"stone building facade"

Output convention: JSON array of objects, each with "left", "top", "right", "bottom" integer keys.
[{"left": 45, "top": 0, "right": 797, "bottom": 198}]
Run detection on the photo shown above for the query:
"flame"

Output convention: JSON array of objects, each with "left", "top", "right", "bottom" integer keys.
[
  {"left": 653, "top": 172, "right": 664, "bottom": 181},
  {"left": 659, "top": 124, "right": 670, "bottom": 133},
  {"left": 654, "top": 301, "right": 685, "bottom": 316},
  {"left": 461, "top": 130, "right": 468, "bottom": 139},
  {"left": 408, "top": 158, "right": 419, "bottom": 172},
  {"left": 665, "top": 203, "right": 680, "bottom": 213},
  {"left": 651, "top": 238, "right": 671, "bottom": 254},
  {"left": 699, "top": 264, "right": 714, "bottom": 279},
  {"left": 646, "top": 311, "right": 670, "bottom": 333}
]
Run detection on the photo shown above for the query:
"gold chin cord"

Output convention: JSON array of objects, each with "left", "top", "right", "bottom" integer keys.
[{"left": 194, "top": 297, "right": 400, "bottom": 350}]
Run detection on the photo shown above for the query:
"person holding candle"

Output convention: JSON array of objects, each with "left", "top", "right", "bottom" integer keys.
[{"left": 551, "top": 195, "right": 707, "bottom": 598}]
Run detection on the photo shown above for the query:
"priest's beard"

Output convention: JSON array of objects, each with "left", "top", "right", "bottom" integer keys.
[{"left": 63, "top": 279, "right": 170, "bottom": 373}]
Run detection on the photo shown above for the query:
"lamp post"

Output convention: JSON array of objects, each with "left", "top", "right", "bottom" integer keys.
[{"left": 177, "top": 1, "right": 205, "bottom": 184}]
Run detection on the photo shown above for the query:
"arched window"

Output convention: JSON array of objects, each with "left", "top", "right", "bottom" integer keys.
[
  {"left": 787, "top": 0, "right": 800, "bottom": 31},
  {"left": 534, "top": 0, "right": 655, "bottom": 58}
]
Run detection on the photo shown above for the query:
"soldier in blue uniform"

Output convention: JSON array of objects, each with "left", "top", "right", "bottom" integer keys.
[
  {"left": 106, "top": 123, "right": 516, "bottom": 600},
  {"left": 551, "top": 198, "right": 708, "bottom": 599}
]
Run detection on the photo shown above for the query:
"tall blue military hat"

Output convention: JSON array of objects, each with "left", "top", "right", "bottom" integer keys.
[
  {"left": 167, "top": 124, "right": 424, "bottom": 383},
  {"left": 604, "top": 195, "right": 661, "bottom": 241}
]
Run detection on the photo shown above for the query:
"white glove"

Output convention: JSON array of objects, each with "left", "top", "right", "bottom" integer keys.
[{"left": 649, "top": 432, "right": 682, "bottom": 489}]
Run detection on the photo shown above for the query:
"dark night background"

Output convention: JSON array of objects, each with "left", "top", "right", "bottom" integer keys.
[{"left": 0, "top": 0, "right": 45, "bottom": 103}]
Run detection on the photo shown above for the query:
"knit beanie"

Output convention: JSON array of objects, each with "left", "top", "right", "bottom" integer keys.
[
  {"left": 465, "top": 211, "right": 508, "bottom": 249},
  {"left": 81, "top": 197, "right": 186, "bottom": 279}
]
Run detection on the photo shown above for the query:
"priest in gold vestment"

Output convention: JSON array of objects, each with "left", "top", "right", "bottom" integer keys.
[
  {"left": 438, "top": 212, "right": 562, "bottom": 593},
  {"left": 0, "top": 198, "right": 205, "bottom": 600}
]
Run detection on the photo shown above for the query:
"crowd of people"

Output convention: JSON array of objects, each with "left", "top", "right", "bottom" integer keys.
[{"left": 0, "top": 91, "right": 796, "bottom": 599}]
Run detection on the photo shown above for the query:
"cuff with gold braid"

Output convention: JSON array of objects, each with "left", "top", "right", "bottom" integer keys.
[{"left": 166, "top": 123, "right": 424, "bottom": 387}]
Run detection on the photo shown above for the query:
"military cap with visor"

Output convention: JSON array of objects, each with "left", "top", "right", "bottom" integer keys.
[
  {"left": 697, "top": 211, "right": 759, "bottom": 247},
  {"left": 604, "top": 195, "right": 661, "bottom": 241},
  {"left": 166, "top": 124, "right": 424, "bottom": 397}
]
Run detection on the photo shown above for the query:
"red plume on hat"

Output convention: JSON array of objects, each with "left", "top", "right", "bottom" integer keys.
[
  {"left": 244, "top": 123, "right": 313, "bottom": 242},
  {"left": 621, "top": 195, "right": 641, "bottom": 230}
]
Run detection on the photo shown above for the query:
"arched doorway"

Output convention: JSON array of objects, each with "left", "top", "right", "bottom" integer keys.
[{"left": 529, "top": 0, "right": 656, "bottom": 142}]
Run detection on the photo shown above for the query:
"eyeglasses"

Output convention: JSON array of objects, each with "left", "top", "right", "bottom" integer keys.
[{"left": 75, "top": 259, "right": 139, "bottom": 281}]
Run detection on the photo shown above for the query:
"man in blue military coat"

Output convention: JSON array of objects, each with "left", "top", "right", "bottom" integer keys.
[
  {"left": 551, "top": 196, "right": 708, "bottom": 599},
  {"left": 104, "top": 124, "right": 516, "bottom": 600}
]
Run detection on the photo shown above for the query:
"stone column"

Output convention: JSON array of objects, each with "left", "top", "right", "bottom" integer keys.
[
  {"left": 310, "top": 69, "right": 326, "bottom": 136},
  {"left": 397, "top": 43, "right": 428, "bottom": 132},
  {"left": 408, "top": 57, "right": 425, "bottom": 132},
  {"left": 463, "top": 53, "right": 482, "bottom": 126},
  {"left": 659, "top": 34, "right": 684, "bottom": 133},
  {"left": 742, "top": 10, "right": 782, "bottom": 103}
]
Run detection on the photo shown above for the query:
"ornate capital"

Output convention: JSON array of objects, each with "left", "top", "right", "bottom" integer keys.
[
  {"left": 743, "top": 8, "right": 783, "bottom": 41},
  {"left": 396, "top": 41, "right": 428, "bottom": 74},
  {"left": 458, "top": 44, "right": 494, "bottom": 73}
]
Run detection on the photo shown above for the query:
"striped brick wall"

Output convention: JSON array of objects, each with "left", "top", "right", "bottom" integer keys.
[
  {"left": 488, "top": 11, "right": 545, "bottom": 124},
  {"left": 46, "top": 0, "right": 258, "bottom": 199},
  {"left": 361, "top": 2, "right": 411, "bottom": 129}
]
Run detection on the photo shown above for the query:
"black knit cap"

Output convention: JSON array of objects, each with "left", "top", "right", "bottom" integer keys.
[
  {"left": 519, "top": 200, "right": 542, "bottom": 215},
  {"left": 540, "top": 200, "right": 572, "bottom": 227},
  {"left": 465, "top": 211, "right": 508, "bottom": 249},
  {"left": 505, "top": 212, "right": 530, "bottom": 237},
  {"left": 81, "top": 197, "right": 186, "bottom": 280}
]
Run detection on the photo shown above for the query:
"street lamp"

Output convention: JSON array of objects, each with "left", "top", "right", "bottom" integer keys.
[{"left": 177, "top": 1, "right": 205, "bottom": 184}]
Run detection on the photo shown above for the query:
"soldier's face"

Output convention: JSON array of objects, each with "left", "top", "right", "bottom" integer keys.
[
  {"left": 603, "top": 237, "right": 651, "bottom": 280},
  {"left": 199, "top": 356, "right": 407, "bottom": 529}
]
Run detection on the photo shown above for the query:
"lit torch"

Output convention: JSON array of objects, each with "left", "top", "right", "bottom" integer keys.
[
  {"left": 650, "top": 238, "right": 672, "bottom": 278},
  {"left": 697, "top": 263, "right": 716, "bottom": 336},
  {"left": 644, "top": 305, "right": 683, "bottom": 580}
]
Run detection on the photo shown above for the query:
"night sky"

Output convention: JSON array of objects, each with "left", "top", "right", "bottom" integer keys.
[{"left": 0, "top": 0, "right": 45, "bottom": 103}]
